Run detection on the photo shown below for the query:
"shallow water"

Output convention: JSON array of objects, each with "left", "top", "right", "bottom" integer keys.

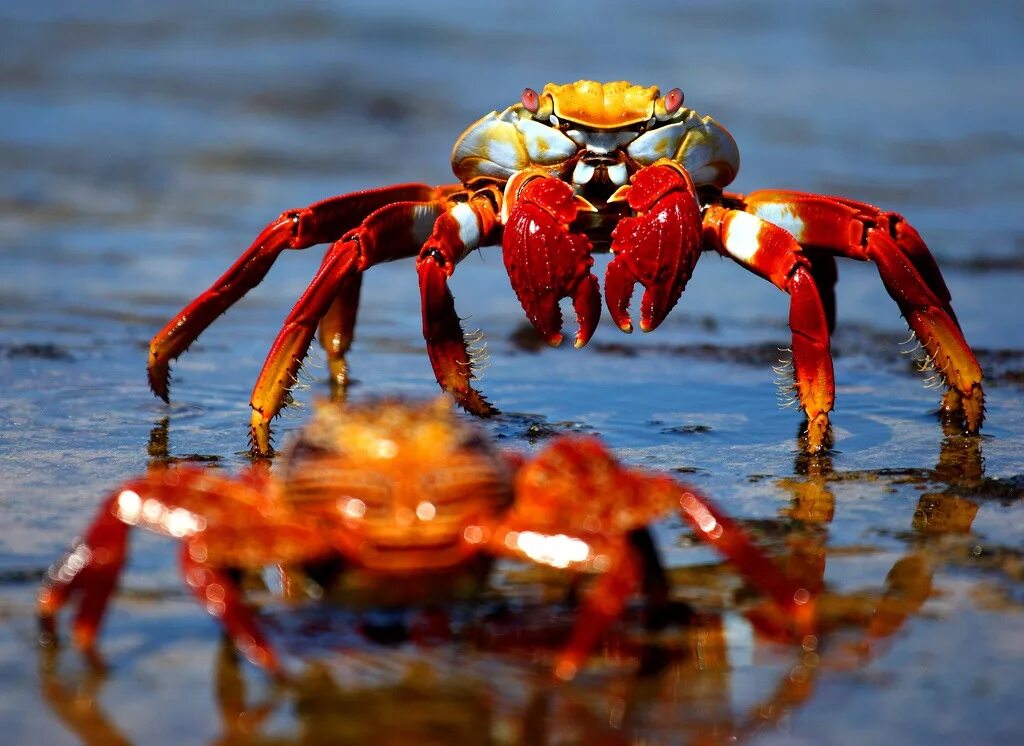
[{"left": 2, "top": 1, "right": 1023, "bottom": 743}]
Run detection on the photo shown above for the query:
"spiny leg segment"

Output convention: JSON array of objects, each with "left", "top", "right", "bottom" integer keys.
[
  {"left": 248, "top": 197, "right": 449, "bottom": 453},
  {"left": 417, "top": 187, "right": 504, "bottom": 416},
  {"left": 703, "top": 205, "right": 836, "bottom": 452},
  {"left": 737, "top": 190, "right": 984, "bottom": 431},
  {"left": 146, "top": 184, "right": 440, "bottom": 405}
]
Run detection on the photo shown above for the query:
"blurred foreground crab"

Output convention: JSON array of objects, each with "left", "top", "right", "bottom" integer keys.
[
  {"left": 39, "top": 398, "right": 811, "bottom": 680},
  {"left": 148, "top": 80, "right": 984, "bottom": 455}
]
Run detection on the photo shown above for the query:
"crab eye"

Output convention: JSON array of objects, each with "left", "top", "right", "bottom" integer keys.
[
  {"left": 521, "top": 87, "right": 540, "bottom": 114},
  {"left": 664, "top": 87, "right": 684, "bottom": 114}
]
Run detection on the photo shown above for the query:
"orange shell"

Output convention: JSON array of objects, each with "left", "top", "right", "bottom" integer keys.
[{"left": 543, "top": 80, "right": 659, "bottom": 129}]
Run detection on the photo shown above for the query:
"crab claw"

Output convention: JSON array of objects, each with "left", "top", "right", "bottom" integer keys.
[
  {"left": 502, "top": 171, "right": 601, "bottom": 348},
  {"left": 605, "top": 160, "right": 703, "bottom": 333}
]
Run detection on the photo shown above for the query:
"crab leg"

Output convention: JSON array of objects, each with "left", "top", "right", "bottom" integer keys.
[
  {"left": 248, "top": 199, "right": 448, "bottom": 454},
  {"left": 493, "top": 435, "right": 812, "bottom": 679},
  {"left": 738, "top": 190, "right": 984, "bottom": 431},
  {"left": 553, "top": 536, "right": 644, "bottom": 681},
  {"left": 38, "top": 469, "right": 261, "bottom": 648},
  {"left": 38, "top": 504, "right": 129, "bottom": 651},
  {"left": 703, "top": 205, "right": 836, "bottom": 452},
  {"left": 417, "top": 188, "right": 503, "bottom": 415},
  {"left": 38, "top": 468, "right": 330, "bottom": 676},
  {"left": 500, "top": 169, "right": 602, "bottom": 347},
  {"left": 676, "top": 485, "right": 815, "bottom": 630},
  {"left": 806, "top": 250, "right": 839, "bottom": 334},
  {"left": 549, "top": 481, "right": 814, "bottom": 680},
  {"left": 147, "top": 183, "right": 441, "bottom": 401},
  {"left": 605, "top": 159, "right": 704, "bottom": 333},
  {"left": 317, "top": 271, "right": 363, "bottom": 394},
  {"left": 179, "top": 546, "right": 284, "bottom": 674}
]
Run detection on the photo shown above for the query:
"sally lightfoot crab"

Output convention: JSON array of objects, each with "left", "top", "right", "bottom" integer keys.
[
  {"left": 147, "top": 80, "right": 984, "bottom": 454},
  {"left": 38, "top": 398, "right": 811, "bottom": 680}
]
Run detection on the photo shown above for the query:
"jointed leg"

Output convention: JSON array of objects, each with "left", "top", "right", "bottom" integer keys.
[
  {"left": 676, "top": 485, "right": 814, "bottom": 631},
  {"left": 318, "top": 271, "right": 363, "bottom": 395},
  {"left": 553, "top": 537, "right": 643, "bottom": 681},
  {"left": 248, "top": 199, "right": 447, "bottom": 453},
  {"left": 490, "top": 435, "right": 814, "bottom": 678},
  {"left": 805, "top": 249, "right": 838, "bottom": 334},
  {"left": 38, "top": 468, "right": 268, "bottom": 650},
  {"left": 703, "top": 205, "right": 836, "bottom": 452},
  {"left": 38, "top": 467, "right": 332, "bottom": 676},
  {"left": 148, "top": 184, "right": 440, "bottom": 401},
  {"left": 38, "top": 507, "right": 129, "bottom": 652},
  {"left": 417, "top": 188, "right": 503, "bottom": 415},
  {"left": 180, "top": 547, "right": 283, "bottom": 675},
  {"left": 738, "top": 190, "right": 984, "bottom": 431}
]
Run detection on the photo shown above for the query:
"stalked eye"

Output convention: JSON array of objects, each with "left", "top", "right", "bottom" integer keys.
[
  {"left": 664, "top": 87, "right": 684, "bottom": 114},
  {"left": 521, "top": 87, "right": 540, "bottom": 114}
]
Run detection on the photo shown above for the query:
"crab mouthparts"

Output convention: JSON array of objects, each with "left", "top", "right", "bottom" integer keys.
[{"left": 573, "top": 159, "right": 629, "bottom": 188}]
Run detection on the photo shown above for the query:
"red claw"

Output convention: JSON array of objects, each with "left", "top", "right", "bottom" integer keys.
[
  {"left": 502, "top": 174, "right": 601, "bottom": 348},
  {"left": 606, "top": 161, "right": 703, "bottom": 333}
]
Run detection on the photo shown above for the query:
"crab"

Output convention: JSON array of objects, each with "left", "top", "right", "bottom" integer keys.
[
  {"left": 38, "top": 397, "right": 811, "bottom": 681},
  {"left": 146, "top": 80, "right": 984, "bottom": 454}
]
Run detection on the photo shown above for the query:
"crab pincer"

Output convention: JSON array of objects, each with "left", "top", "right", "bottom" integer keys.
[
  {"left": 605, "top": 160, "right": 704, "bottom": 333},
  {"left": 502, "top": 171, "right": 602, "bottom": 348}
]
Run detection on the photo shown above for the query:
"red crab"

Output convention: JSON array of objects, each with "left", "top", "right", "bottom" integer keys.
[
  {"left": 38, "top": 398, "right": 811, "bottom": 680},
  {"left": 147, "top": 80, "right": 984, "bottom": 454}
]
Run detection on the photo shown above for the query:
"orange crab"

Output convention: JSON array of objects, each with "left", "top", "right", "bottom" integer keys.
[
  {"left": 38, "top": 398, "right": 811, "bottom": 680},
  {"left": 147, "top": 80, "right": 984, "bottom": 454}
]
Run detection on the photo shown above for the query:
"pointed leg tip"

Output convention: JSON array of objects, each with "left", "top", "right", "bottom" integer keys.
[
  {"left": 245, "top": 645, "right": 283, "bottom": 678},
  {"left": 327, "top": 358, "right": 351, "bottom": 390},
  {"left": 248, "top": 413, "right": 274, "bottom": 457},
  {"left": 471, "top": 396, "right": 501, "bottom": 418},
  {"left": 803, "top": 413, "right": 832, "bottom": 455},
  {"left": 147, "top": 367, "right": 171, "bottom": 403},
  {"left": 962, "top": 388, "right": 985, "bottom": 434},
  {"left": 449, "top": 386, "right": 500, "bottom": 418},
  {"left": 545, "top": 333, "right": 564, "bottom": 348}
]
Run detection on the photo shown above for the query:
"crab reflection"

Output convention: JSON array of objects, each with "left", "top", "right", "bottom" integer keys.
[
  {"left": 777, "top": 423, "right": 985, "bottom": 660},
  {"left": 40, "top": 605, "right": 826, "bottom": 746}
]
